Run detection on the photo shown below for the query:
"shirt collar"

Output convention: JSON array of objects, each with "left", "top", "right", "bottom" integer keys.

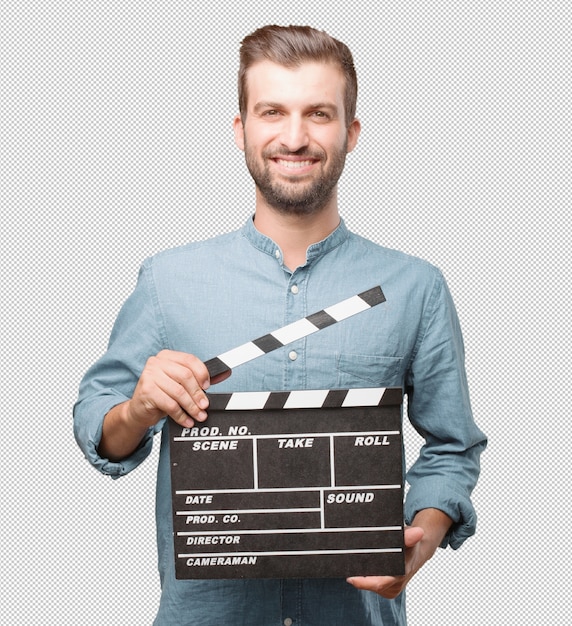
[{"left": 241, "top": 215, "right": 350, "bottom": 267}]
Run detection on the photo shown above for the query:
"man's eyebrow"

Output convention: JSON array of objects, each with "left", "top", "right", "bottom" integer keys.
[
  {"left": 253, "top": 102, "right": 282, "bottom": 113},
  {"left": 307, "top": 102, "right": 339, "bottom": 112},
  {"left": 253, "top": 101, "right": 340, "bottom": 114}
]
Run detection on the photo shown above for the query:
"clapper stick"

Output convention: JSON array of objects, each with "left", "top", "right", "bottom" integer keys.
[{"left": 204, "top": 286, "right": 385, "bottom": 379}]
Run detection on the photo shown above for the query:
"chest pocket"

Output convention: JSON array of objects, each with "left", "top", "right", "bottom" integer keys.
[{"left": 335, "top": 353, "right": 403, "bottom": 388}]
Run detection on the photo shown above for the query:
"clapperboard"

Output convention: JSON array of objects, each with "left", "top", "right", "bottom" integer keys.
[{"left": 169, "top": 287, "right": 405, "bottom": 579}]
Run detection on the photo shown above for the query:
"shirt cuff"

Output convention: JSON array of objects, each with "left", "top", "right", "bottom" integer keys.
[
  {"left": 73, "top": 394, "right": 158, "bottom": 478},
  {"left": 404, "top": 480, "right": 478, "bottom": 550}
]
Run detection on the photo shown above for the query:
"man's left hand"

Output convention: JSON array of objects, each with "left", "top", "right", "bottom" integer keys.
[{"left": 346, "top": 508, "right": 452, "bottom": 599}]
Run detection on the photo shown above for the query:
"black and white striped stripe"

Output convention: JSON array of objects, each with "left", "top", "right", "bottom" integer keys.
[
  {"left": 205, "top": 286, "right": 385, "bottom": 378},
  {"left": 206, "top": 387, "right": 402, "bottom": 411}
]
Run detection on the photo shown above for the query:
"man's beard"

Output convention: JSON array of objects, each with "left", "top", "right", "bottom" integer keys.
[{"left": 244, "top": 141, "right": 348, "bottom": 216}]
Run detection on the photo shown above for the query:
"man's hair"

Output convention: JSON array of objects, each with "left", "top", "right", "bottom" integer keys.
[{"left": 238, "top": 25, "right": 358, "bottom": 127}]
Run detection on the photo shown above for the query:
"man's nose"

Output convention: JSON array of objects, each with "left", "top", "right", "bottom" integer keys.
[{"left": 280, "top": 116, "right": 309, "bottom": 152}]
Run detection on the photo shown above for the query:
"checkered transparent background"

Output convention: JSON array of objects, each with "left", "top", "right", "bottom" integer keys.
[{"left": 2, "top": 2, "right": 569, "bottom": 624}]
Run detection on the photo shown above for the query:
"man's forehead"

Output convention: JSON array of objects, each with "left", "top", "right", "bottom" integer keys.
[
  {"left": 246, "top": 59, "right": 344, "bottom": 81},
  {"left": 245, "top": 60, "right": 345, "bottom": 106}
]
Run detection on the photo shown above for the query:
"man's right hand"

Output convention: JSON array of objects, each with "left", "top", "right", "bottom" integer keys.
[
  {"left": 97, "top": 350, "right": 231, "bottom": 462},
  {"left": 128, "top": 350, "right": 215, "bottom": 429}
]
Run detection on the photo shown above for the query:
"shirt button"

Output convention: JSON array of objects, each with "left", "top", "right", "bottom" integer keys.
[
  {"left": 290, "top": 285, "right": 299, "bottom": 294},
  {"left": 284, "top": 619, "right": 293, "bottom": 626},
  {"left": 275, "top": 249, "right": 281, "bottom": 259},
  {"left": 288, "top": 351, "right": 298, "bottom": 361}
]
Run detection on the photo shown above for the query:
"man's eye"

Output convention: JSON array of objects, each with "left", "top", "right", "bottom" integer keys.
[{"left": 263, "top": 110, "right": 279, "bottom": 116}]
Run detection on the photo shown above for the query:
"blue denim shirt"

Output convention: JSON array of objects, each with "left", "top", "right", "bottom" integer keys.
[{"left": 74, "top": 217, "right": 486, "bottom": 626}]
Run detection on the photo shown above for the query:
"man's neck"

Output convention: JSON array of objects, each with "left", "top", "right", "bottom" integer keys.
[{"left": 253, "top": 198, "right": 341, "bottom": 271}]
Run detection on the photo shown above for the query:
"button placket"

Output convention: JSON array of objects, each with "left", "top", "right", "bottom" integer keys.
[{"left": 283, "top": 271, "right": 306, "bottom": 388}]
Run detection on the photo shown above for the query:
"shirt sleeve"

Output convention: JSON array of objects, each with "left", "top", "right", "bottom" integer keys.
[
  {"left": 404, "top": 270, "right": 487, "bottom": 549},
  {"left": 73, "top": 259, "right": 166, "bottom": 478}
]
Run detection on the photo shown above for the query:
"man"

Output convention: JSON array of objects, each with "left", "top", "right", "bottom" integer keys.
[{"left": 74, "top": 24, "right": 486, "bottom": 625}]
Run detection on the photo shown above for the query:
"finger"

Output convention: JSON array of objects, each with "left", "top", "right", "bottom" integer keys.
[
  {"left": 131, "top": 373, "right": 196, "bottom": 429},
  {"left": 159, "top": 350, "right": 212, "bottom": 395},
  {"left": 160, "top": 351, "right": 211, "bottom": 384},
  {"left": 346, "top": 575, "right": 392, "bottom": 588},
  {"left": 346, "top": 527, "right": 423, "bottom": 597},
  {"left": 404, "top": 526, "right": 424, "bottom": 547},
  {"left": 155, "top": 370, "right": 208, "bottom": 423},
  {"left": 154, "top": 353, "right": 211, "bottom": 415},
  {"left": 175, "top": 364, "right": 210, "bottom": 417},
  {"left": 136, "top": 358, "right": 204, "bottom": 424},
  {"left": 346, "top": 575, "right": 402, "bottom": 599}
]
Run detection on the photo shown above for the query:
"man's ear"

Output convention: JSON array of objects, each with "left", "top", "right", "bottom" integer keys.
[
  {"left": 346, "top": 118, "right": 361, "bottom": 153},
  {"left": 233, "top": 114, "right": 245, "bottom": 151}
]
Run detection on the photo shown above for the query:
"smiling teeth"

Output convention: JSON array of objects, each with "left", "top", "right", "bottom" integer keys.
[{"left": 277, "top": 159, "right": 313, "bottom": 169}]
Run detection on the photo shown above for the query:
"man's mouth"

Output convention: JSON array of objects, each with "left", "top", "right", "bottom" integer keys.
[{"left": 274, "top": 159, "right": 316, "bottom": 170}]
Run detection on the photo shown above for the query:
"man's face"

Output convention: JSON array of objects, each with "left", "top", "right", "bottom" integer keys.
[{"left": 234, "top": 60, "right": 360, "bottom": 216}]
